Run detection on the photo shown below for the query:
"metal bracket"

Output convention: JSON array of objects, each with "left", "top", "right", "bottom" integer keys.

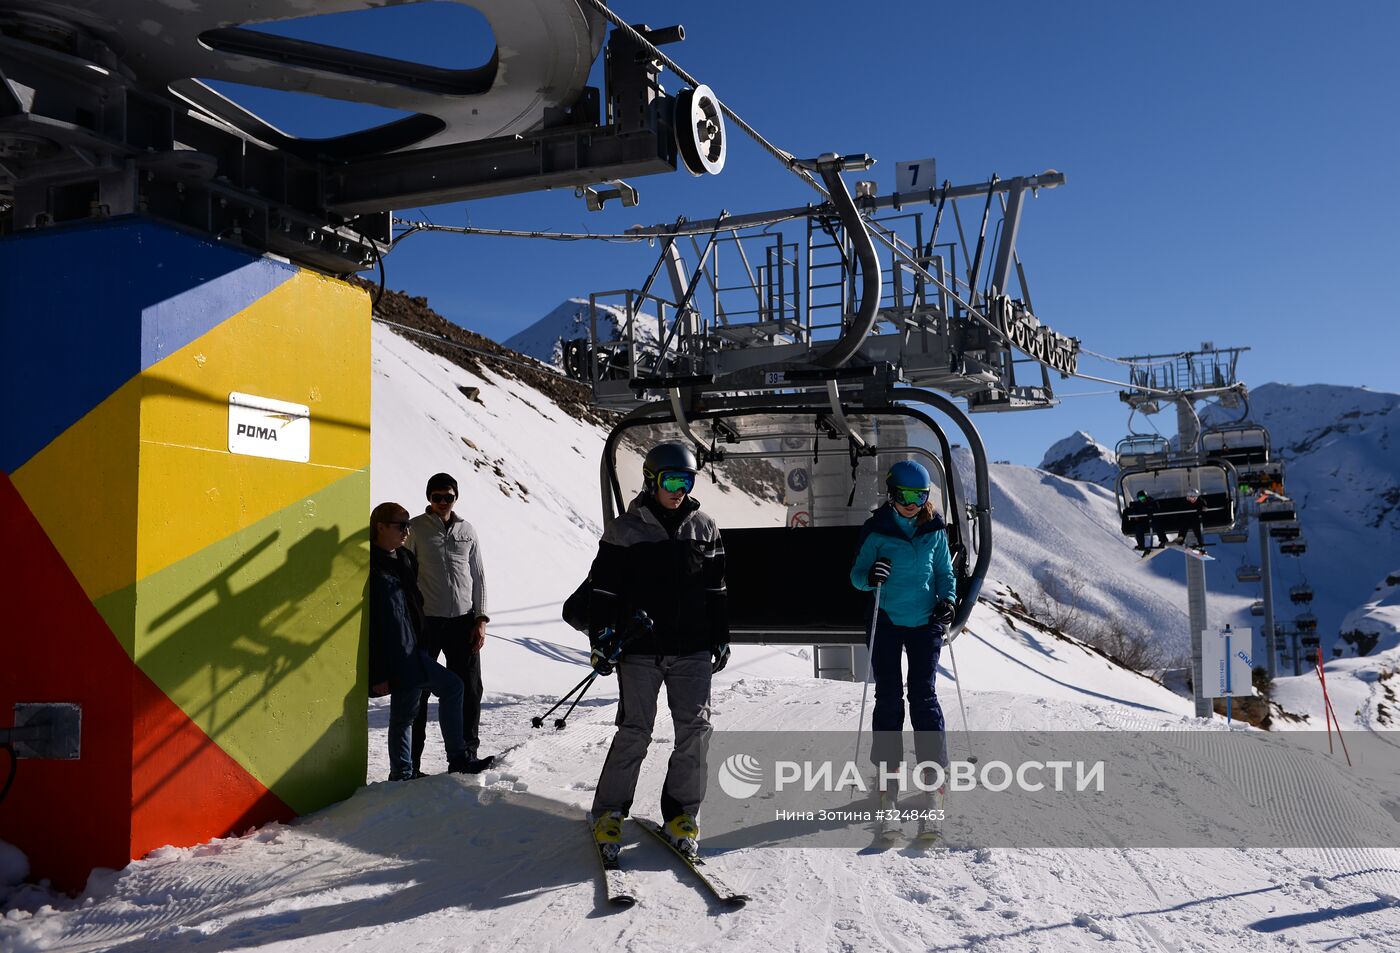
[{"left": 7, "top": 703, "right": 82, "bottom": 759}]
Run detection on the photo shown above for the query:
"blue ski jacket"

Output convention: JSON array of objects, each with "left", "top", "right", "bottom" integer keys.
[{"left": 849, "top": 504, "right": 956, "bottom": 628}]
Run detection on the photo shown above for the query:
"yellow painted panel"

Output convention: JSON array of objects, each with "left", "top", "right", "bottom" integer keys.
[
  {"left": 132, "top": 469, "right": 370, "bottom": 811},
  {"left": 12, "top": 380, "right": 140, "bottom": 603},
  {"left": 136, "top": 271, "right": 370, "bottom": 582}
]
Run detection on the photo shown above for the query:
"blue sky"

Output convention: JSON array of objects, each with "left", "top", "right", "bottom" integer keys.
[{"left": 224, "top": 1, "right": 1398, "bottom": 465}]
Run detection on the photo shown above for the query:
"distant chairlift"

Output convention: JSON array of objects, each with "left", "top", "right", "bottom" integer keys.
[
  {"left": 1201, "top": 422, "right": 1282, "bottom": 490},
  {"left": 1296, "top": 613, "right": 1318, "bottom": 633},
  {"left": 1269, "top": 521, "right": 1302, "bottom": 541},
  {"left": 1236, "top": 562, "right": 1262, "bottom": 583},
  {"left": 1258, "top": 496, "right": 1297, "bottom": 522},
  {"left": 1249, "top": 599, "right": 1265, "bottom": 617},
  {"left": 1279, "top": 536, "right": 1308, "bottom": 556},
  {"left": 1117, "top": 462, "right": 1237, "bottom": 543},
  {"left": 1289, "top": 583, "right": 1314, "bottom": 604},
  {"left": 1218, "top": 521, "right": 1250, "bottom": 544},
  {"left": 1115, "top": 434, "right": 1171, "bottom": 471}
]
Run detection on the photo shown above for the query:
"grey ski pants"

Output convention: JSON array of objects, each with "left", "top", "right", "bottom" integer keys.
[{"left": 591, "top": 651, "right": 713, "bottom": 822}]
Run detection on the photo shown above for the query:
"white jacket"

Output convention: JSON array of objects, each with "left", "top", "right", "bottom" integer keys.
[{"left": 405, "top": 510, "right": 488, "bottom": 620}]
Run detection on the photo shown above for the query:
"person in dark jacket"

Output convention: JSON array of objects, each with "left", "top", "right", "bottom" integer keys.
[
  {"left": 368, "top": 502, "right": 471, "bottom": 781},
  {"left": 850, "top": 460, "right": 956, "bottom": 807},
  {"left": 587, "top": 442, "right": 728, "bottom": 861},
  {"left": 1130, "top": 489, "right": 1163, "bottom": 554},
  {"left": 1176, "top": 487, "right": 1208, "bottom": 550}
]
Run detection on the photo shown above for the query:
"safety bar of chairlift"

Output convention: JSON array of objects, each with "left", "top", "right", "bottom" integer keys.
[{"left": 597, "top": 386, "right": 991, "bottom": 641}]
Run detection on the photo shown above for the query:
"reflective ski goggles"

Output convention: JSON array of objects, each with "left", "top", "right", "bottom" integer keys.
[
  {"left": 657, "top": 470, "right": 696, "bottom": 494},
  {"left": 890, "top": 485, "right": 931, "bottom": 506}
]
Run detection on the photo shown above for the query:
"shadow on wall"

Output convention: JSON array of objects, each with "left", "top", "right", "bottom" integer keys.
[{"left": 131, "top": 523, "right": 371, "bottom": 817}]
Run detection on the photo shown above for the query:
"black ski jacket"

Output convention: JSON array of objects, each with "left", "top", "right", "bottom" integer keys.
[
  {"left": 587, "top": 493, "right": 728, "bottom": 656},
  {"left": 369, "top": 545, "right": 429, "bottom": 692}
]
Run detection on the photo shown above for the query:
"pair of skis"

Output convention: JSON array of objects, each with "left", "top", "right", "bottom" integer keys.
[
  {"left": 587, "top": 816, "right": 750, "bottom": 908},
  {"left": 1138, "top": 541, "right": 1214, "bottom": 562}
]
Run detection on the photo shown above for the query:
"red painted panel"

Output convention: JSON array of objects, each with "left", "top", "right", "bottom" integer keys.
[
  {"left": 1, "top": 473, "right": 295, "bottom": 891},
  {"left": 0, "top": 472, "right": 133, "bottom": 892},
  {"left": 130, "top": 670, "right": 294, "bottom": 859}
]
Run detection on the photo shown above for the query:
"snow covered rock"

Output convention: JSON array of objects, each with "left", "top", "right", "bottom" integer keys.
[
  {"left": 1038, "top": 431, "right": 1118, "bottom": 489},
  {"left": 1336, "top": 571, "right": 1400, "bottom": 658},
  {"left": 503, "top": 297, "right": 659, "bottom": 369}
]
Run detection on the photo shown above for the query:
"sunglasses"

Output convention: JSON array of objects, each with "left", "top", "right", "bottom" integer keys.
[
  {"left": 890, "top": 485, "right": 930, "bottom": 506},
  {"left": 385, "top": 520, "right": 411, "bottom": 530},
  {"left": 430, "top": 493, "right": 456, "bottom": 504},
  {"left": 657, "top": 470, "right": 696, "bottom": 494}
]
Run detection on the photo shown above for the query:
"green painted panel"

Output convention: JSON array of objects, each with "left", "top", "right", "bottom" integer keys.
[{"left": 131, "top": 469, "right": 370, "bottom": 812}]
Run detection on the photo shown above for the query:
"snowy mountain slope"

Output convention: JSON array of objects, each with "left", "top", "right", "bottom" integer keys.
[
  {"left": 502, "top": 297, "right": 659, "bottom": 368},
  {"left": 1038, "top": 431, "right": 1117, "bottom": 489},
  {"left": 8, "top": 322, "right": 1400, "bottom": 953},
  {"left": 1040, "top": 384, "right": 1400, "bottom": 661}
]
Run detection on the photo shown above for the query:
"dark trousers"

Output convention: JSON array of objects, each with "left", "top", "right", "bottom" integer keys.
[
  {"left": 1135, "top": 517, "right": 1166, "bottom": 550},
  {"left": 412, "top": 614, "right": 483, "bottom": 770},
  {"left": 869, "top": 611, "right": 947, "bottom": 775}
]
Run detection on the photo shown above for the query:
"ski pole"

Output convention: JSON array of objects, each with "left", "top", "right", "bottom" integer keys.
[
  {"left": 853, "top": 581, "right": 884, "bottom": 764},
  {"left": 531, "top": 671, "right": 597, "bottom": 729},
  {"left": 947, "top": 640, "right": 977, "bottom": 764}
]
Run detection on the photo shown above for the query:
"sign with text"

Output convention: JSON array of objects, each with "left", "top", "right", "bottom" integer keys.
[
  {"left": 228, "top": 391, "right": 311, "bottom": 463},
  {"left": 896, "top": 157, "right": 937, "bottom": 193},
  {"left": 1203, "top": 626, "right": 1255, "bottom": 698}
]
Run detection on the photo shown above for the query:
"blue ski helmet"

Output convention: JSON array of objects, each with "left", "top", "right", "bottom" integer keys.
[{"left": 886, "top": 459, "right": 931, "bottom": 493}]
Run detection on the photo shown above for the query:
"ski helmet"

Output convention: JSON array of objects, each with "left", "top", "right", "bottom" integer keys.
[
  {"left": 1186, "top": 486, "right": 1200, "bottom": 498},
  {"left": 642, "top": 441, "right": 699, "bottom": 494},
  {"left": 886, "top": 459, "right": 931, "bottom": 492}
]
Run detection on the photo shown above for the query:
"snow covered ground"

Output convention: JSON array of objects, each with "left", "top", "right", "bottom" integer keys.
[{"left": 5, "top": 326, "right": 1398, "bottom": 952}]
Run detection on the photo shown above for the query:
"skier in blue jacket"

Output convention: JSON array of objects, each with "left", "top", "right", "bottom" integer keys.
[{"left": 850, "top": 460, "right": 957, "bottom": 785}]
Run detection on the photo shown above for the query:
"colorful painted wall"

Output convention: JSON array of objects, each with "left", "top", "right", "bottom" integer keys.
[{"left": 0, "top": 218, "right": 371, "bottom": 891}]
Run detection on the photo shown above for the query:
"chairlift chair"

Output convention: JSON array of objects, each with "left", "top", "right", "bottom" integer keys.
[
  {"left": 1257, "top": 497, "right": 1297, "bottom": 522},
  {"left": 1296, "top": 613, "right": 1318, "bottom": 633},
  {"left": 1115, "top": 434, "right": 1171, "bottom": 470},
  {"left": 599, "top": 387, "right": 990, "bottom": 647},
  {"left": 1117, "top": 461, "right": 1237, "bottom": 543},
  {"left": 1279, "top": 537, "right": 1308, "bottom": 556},
  {"left": 1249, "top": 600, "right": 1265, "bottom": 617},
  {"left": 1199, "top": 423, "right": 1270, "bottom": 470},
  {"left": 1236, "top": 562, "right": 1262, "bottom": 583},
  {"left": 1289, "top": 583, "right": 1314, "bottom": 604},
  {"left": 1269, "top": 521, "right": 1301, "bottom": 541},
  {"left": 1218, "top": 526, "right": 1250, "bottom": 544}
]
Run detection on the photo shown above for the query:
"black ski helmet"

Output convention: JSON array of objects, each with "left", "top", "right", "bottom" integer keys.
[{"left": 642, "top": 441, "right": 698, "bottom": 493}]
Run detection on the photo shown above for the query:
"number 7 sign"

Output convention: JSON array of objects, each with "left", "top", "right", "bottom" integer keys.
[{"left": 897, "top": 157, "right": 937, "bottom": 193}]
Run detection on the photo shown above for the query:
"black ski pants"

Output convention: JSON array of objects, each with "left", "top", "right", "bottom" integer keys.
[{"left": 412, "top": 613, "right": 484, "bottom": 769}]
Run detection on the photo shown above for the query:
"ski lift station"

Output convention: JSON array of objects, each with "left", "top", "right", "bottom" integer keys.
[{"left": 0, "top": 0, "right": 1327, "bottom": 894}]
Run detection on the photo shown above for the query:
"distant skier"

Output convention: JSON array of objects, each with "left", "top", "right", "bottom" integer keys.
[
  {"left": 1177, "top": 487, "right": 1207, "bottom": 550},
  {"left": 586, "top": 442, "right": 729, "bottom": 861},
  {"left": 849, "top": 460, "right": 957, "bottom": 815},
  {"left": 1130, "top": 489, "right": 1163, "bottom": 554},
  {"left": 367, "top": 502, "right": 473, "bottom": 781}
]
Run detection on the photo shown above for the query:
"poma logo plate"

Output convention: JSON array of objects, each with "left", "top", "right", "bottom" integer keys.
[{"left": 228, "top": 391, "right": 311, "bottom": 463}]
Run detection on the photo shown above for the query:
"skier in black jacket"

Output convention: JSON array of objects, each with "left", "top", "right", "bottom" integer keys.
[
  {"left": 587, "top": 442, "right": 728, "bottom": 861},
  {"left": 368, "top": 502, "right": 471, "bottom": 781}
]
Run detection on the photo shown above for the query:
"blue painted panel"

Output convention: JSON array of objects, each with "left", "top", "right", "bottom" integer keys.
[{"left": 0, "top": 219, "right": 294, "bottom": 473}]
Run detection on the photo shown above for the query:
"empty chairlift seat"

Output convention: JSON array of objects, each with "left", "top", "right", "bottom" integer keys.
[
  {"left": 1269, "top": 521, "right": 1301, "bottom": 540},
  {"left": 1236, "top": 563, "right": 1262, "bottom": 583},
  {"left": 724, "top": 525, "right": 871, "bottom": 645},
  {"left": 1115, "top": 435, "right": 1171, "bottom": 470},
  {"left": 1258, "top": 497, "right": 1296, "bottom": 522},
  {"left": 1289, "top": 584, "right": 1314, "bottom": 604},
  {"left": 1249, "top": 600, "right": 1265, "bottom": 617},
  {"left": 1279, "top": 536, "right": 1308, "bottom": 556},
  {"left": 1296, "top": 613, "right": 1318, "bottom": 633},
  {"left": 1200, "top": 424, "right": 1270, "bottom": 469}
]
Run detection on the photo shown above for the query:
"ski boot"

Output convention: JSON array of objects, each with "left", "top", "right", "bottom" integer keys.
[
  {"left": 592, "top": 811, "right": 624, "bottom": 864},
  {"left": 915, "top": 787, "right": 946, "bottom": 844},
  {"left": 875, "top": 789, "right": 902, "bottom": 844},
  {"left": 661, "top": 813, "right": 700, "bottom": 860}
]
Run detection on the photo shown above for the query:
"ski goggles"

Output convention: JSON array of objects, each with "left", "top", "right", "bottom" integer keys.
[
  {"left": 656, "top": 470, "right": 696, "bottom": 494},
  {"left": 890, "top": 485, "right": 931, "bottom": 506}
]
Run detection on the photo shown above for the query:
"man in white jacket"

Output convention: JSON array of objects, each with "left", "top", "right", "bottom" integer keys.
[{"left": 405, "top": 472, "right": 495, "bottom": 775}]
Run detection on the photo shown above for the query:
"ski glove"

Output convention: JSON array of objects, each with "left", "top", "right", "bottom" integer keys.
[
  {"left": 590, "top": 628, "right": 623, "bottom": 676},
  {"left": 711, "top": 643, "right": 731, "bottom": 674},
  {"left": 868, "top": 556, "right": 892, "bottom": 587},
  {"left": 933, "top": 599, "right": 956, "bottom": 626}
]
